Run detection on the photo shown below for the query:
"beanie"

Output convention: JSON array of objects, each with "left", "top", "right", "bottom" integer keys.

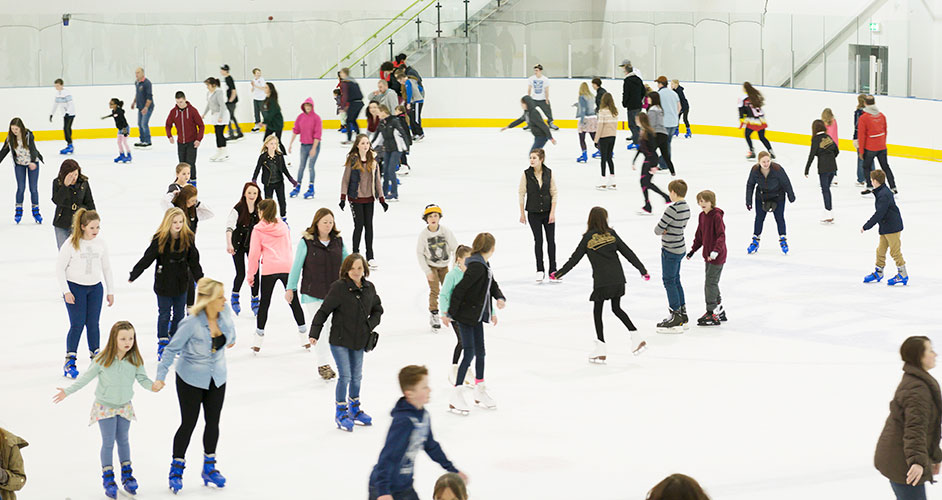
[{"left": 422, "top": 204, "right": 442, "bottom": 220}]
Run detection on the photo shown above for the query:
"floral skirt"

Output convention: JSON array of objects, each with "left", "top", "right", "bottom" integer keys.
[
  {"left": 578, "top": 116, "right": 598, "bottom": 133},
  {"left": 89, "top": 401, "right": 136, "bottom": 426}
]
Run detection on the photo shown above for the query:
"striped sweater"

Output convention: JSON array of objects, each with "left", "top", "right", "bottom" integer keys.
[{"left": 654, "top": 200, "right": 690, "bottom": 254}]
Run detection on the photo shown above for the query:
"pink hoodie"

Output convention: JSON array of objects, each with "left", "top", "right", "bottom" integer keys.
[
  {"left": 292, "top": 97, "right": 323, "bottom": 144},
  {"left": 248, "top": 220, "right": 294, "bottom": 278},
  {"left": 825, "top": 120, "right": 838, "bottom": 144}
]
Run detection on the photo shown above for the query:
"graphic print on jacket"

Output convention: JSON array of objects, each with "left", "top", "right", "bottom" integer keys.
[
  {"left": 587, "top": 232, "right": 616, "bottom": 251},
  {"left": 400, "top": 414, "right": 431, "bottom": 476},
  {"left": 425, "top": 235, "right": 450, "bottom": 263}
]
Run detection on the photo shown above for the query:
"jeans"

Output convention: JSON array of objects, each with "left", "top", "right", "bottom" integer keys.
[
  {"left": 257, "top": 273, "right": 304, "bottom": 330},
  {"left": 527, "top": 211, "right": 556, "bottom": 273},
  {"left": 156, "top": 293, "right": 187, "bottom": 340},
  {"left": 346, "top": 101, "right": 363, "bottom": 141},
  {"left": 856, "top": 156, "right": 865, "bottom": 183},
  {"left": 98, "top": 416, "right": 130, "bottom": 468},
  {"left": 14, "top": 163, "right": 40, "bottom": 206},
  {"left": 819, "top": 172, "right": 835, "bottom": 211},
  {"left": 330, "top": 344, "right": 364, "bottom": 402},
  {"left": 65, "top": 281, "right": 103, "bottom": 354},
  {"left": 660, "top": 249, "right": 685, "bottom": 311},
  {"left": 863, "top": 149, "right": 897, "bottom": 189},
  {"left": 137, "top": 107, "right": 152, "bottom": 144},
  {"left": 753, "top": 195, "right": 787, "bottom": 236},
  {"left": 382, "top": 151, "right": 401, "bottom": 199},
  {"left": 531, "top": 135, "right": 549, "bottom": 152},
  {"left": 626, "top": 109, "right": 640, "bottom": 145},
  {"left": 63, "top": 114, "right": 75, "bottom": 144},
  {"left": 659, "top": 127, "right": 677, "bottom": 170},
  {"left": 705, "top": 263, "right": 723, "bottom": 312},
  {"left": 889, "top": 481, "right": 926, "bottom": 500},
  {"left": 253, "top": 100, "right": 263, "bottom": 125},
  {"left": 173, "top": 375, "right": 226, "bottom": 458},
  {"left": 55, "top": 226, "right": 72, "bottom": 249},
  {"left": 177, "top": 141, "right": 198, "bottom": 180},
  {"left": 455, "top": 321, "right": 486, "bottom": 385},
  {"left": 297, "top": 142, "right": 320, "bottom": 186},
  {"left": 598, "top": 136, "right": 615, "bottom": 176},
  {"left": 369, "top": 486, "right": 419, "bottom": 500}
]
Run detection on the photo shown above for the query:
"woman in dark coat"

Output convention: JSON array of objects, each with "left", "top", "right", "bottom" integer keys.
[
  {"left": 875, "top": 335, "right": 942, "bottom": 500},
  {"left": 309, "top": 253, "right": 383, "bottom": 432},
  {"left": 52, "top": 159, "right": 95, "bottom": 249},
  {"left": 745, "top": 151, "right": 795, "bottom": 255},
  {"left": 804, "top": 119, "right": 839, "bottom": 224},
  {"left": 552, "top": 207, "right": 650, "bottom": 363}
]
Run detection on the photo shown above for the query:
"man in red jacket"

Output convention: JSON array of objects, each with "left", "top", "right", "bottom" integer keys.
[
  {"left": 165, "top": 91, "right": 204, "bottom": 186},
  {"left": 857, "top": 95, "right": 897, "bottom": 195},
  {"left": 686, "top": 190, "right": 727, "bottom": 326}
]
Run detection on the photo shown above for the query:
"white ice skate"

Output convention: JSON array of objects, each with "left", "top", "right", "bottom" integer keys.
[
  {"left": 473, "top": 383, "right": 497, "bottom": 410},
  {"left": 607, "top": 174, "right": 616, "bottom": 190},
  {"left": 449, "top": 386, "right": 472, "bottom": 415},
  {"left": 399, "top": 164, "right": 411, "bottom": 176},
  {"left": 368, "top": 259, "right": 378, "bottom": 270},
  {"left": 632, "top": 340, "right": 648, "bottom": 356},
  {"left": 596, "top": 176, "right": 608, "bottom": 190},
  {"left": 216, "top": 147, "right": 229, "bottom": 162},
  {"left": 298, "top": 329, "right": 312, "bottom": 350},
  {"left": 820, "top": 210, "right": 834, "bottom": 225},
  {"left": 209, "top": 149, "right": 221, "bottom": 161},
  {"left": 448, "top": 365, "right": 474, "bottom": 387},
  {"left": 589, "top": 339, "right": 607, "bottom": 364},
  {"left": 251, "top": 329, "right": 265, "bottom": 354},
  {"left": 430, "top": 312, "right": 441, "bottom": 331},
  {"left": 535, "top": 271, "right": 545, "bottom": 283}
]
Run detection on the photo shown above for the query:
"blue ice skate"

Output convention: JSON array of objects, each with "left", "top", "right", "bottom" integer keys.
[
  {"left": 102, "top": 466, "right": 118, "bottom": 499},
  {"left": 168, "top": 458, "right": 185, "bottom": 494},
  {"left": 120, "top": 462, "right": 138, "bottom": 495},
  {"left": 747, "top": 236, "right": 760, "bottom": 255},
  {"left": 336, "top": 402, "right": 354, "bottom": 432},
  {"left": 348, "top": 398, "right": 372, "bottom": 426},
  {"left": 201, "top": 454, "right": 226, "bottom": 488},
  {"left": 887, "top": 273, "right": 909, "bottom": 286},
  {"left": 863, "top": 267, "right": 884, "bottom": 283}
]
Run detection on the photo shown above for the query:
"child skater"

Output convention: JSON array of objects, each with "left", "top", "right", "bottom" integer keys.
[
  {"left": 340, "top": 134, "right": 388, "bottom": 269},
  {"left": 501, "top": 96, "right": 557, "bottom": 153},
  {"left": 440, "top": 245, "right": 474, "bottom": 386},
  {"left": 739, "top": 82, "right": 774, "bottom": 160},
  {"left": 1, "top": 117, "right": 44, "bottom": 224},
  {"left": 394, "top": 104, "right": 413, "bottom": 176},
  {"left": 551, "top": 206, "right": 650, "bottom": 363},
  {"left": 862, "top": 170, "right": 907, "bottom": 286},
  {"left": 654, "top": 179, "right": 691, "bottom": 334},
  {"left": 416, "top": 204, "right": 458, "bottom": 330},
  {"left": 686, "top": 190, "right": 728, "bottom": 326},
  {"left": 171, "top": 184, "right": 215, "bottom": 237},
  {"left": 51, "top": 78, "right": 76, "bottom": 155},
  {"left": 446, "top": 233, "right": 506, "bottom": 415},
  {"left": 746, "top": 151, "right": 796, "bottom": 255},
  {"left": 635, "top": 113, "right": 671, "bottom": 215},
  {"left": 574, "top": 81, "right": 598, "bottom": 163},
  {"left": 225, "top": 182, "right": 261, "bottom": 316},
  {"left": 595, "top": 93, "right": 618, "bottom": 189},
  {"left": 162, "top": 162, "right": 191, "bottom": 210},
  {"left": 54, "top": 321, "right": 160, "bottom": 499},
  {"left": 252, "top": 134, "right": 298, "bottom": 223},
  {"left": 101, "top": 98, "right": 131, "bottom": 163},
  {"left": 56, "top": 209, "right": 115, "bottom": 378},
  {"left": 804, "top": 119, "right": 839, "bottom": 224},
  {"left": 368, "top": 365, "right": 467, "bottom": 500}
]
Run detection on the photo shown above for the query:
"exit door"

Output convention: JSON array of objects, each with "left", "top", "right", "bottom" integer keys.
[{"left": 849, "top": 45, "right": 888, "bottom": 95}]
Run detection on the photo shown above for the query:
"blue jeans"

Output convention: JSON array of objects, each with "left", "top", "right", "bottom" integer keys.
[
  {"left": 369, "top": 486, "right": 419, "bottom": 500},
  {"left": 455, "top": 321, "right": 486, "bottom": 385},
  {"left": 137, "top": 107, "right": 152, "bottom": 144},
  {"left": 890, "top": 481, "right": 926, "bottom": 500},
  {"left": 531, "top": 136, "right": 549, "bottom": 152},
  {"left": 659, "top": 127, "right": 677, "bottom": 170},
  {"left": 65, "top": 282, "right": 103, "bottom": 354},
  {"left": 156, "top": 293, "right": 187, "bottom": 340},
  {"left": 55, "top": 226, "right": 72, "bottom": 249},
  {"left": 753, "top": 196, "right": 787, "bottom": 236},
  {"left": 297, "top": 142, "right": 320, "bottom": 186},
  {"left": 856, "top": 156, "right": 865, "bottom": 183},
  {"left": 14, "top": 163, "right": 39, "bottom": 206},
  {"left": 660, "top": 249, "right": 685, "bottom": 311},
  {"left": 331, "top": 344, "right": 364, "bottom": 402},
  {"left": 98, "top": 416, "right": 131, "bottom": 468},
  {"left": 382, "top": 151, "right": 401, "bottom": 199},
  {"left": 819, "top": 172, "right": 835, "bottom": 211}
]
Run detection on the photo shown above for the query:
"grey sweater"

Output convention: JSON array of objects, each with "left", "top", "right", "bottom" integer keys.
[
  {"left": 647, "top": 106, "right": 668, "bottom": 135},
  {"left": 654, "top": 200, "right": 690, "bottom": 254}
]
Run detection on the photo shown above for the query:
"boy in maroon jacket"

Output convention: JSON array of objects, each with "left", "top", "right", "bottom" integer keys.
[
  {"left": 165, "top": 91, "right": 205, "bottom": 186},
  {"left": 686, "top": 190, "right": 727, "bottom": 326}
]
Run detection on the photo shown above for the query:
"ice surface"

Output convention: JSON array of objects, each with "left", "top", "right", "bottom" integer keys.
[{"left": 0, "top": 127, "right": 939, "bottom": 500}]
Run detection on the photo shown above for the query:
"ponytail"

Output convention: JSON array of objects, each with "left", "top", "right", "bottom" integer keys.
[{"left": 70, "top": 208, "right": 101, "bottom": 250}]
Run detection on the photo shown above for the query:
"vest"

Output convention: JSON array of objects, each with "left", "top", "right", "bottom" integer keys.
[
  {"left": 299, "top": 236, "right": 344, "bottom": 300},
  {"left": 524, "top": 166, "right": 553, "bottom": 214}
]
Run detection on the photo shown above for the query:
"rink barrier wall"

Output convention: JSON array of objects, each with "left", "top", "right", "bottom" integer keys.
[{"left": 1, "top": 78, "right": 938, "bottom": 162}]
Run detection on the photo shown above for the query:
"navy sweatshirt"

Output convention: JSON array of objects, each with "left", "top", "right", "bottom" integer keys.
[
  {"left": 863, "top": 184, "right": 903, "bottom": 235},
  {"left": 368, "top": 398, "right": 458, "bottom": 496}
]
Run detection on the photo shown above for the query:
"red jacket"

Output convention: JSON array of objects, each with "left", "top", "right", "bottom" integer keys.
[
  {"left": 857, "top": 106, "right": 887, "bottom": 152},
  {"left": 165, "top": 102, "right": 205, "bottom": 143},
  {"left": 689, "top": 207, "right": 726, "bottom": 266}
]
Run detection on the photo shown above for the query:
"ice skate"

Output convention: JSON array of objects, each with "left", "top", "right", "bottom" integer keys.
[
  {"left": 855, "top": 181, "right": 865, "bottom": 187},
  {"left": 60, "top": 144, "right": 74, "bottom": 155},
  {"left": 251, "top": 295, "right": 260, "bottom": 316},
  {"left": 535, "top": 271, "right": 545, "bottom": 283},
  {"left": 303, "top": 184, "right": 315, "bottom": 199},
  {"left": 449, "top": 386, "right": 472, "bottom": 415},
  {"left": 548, "top": 272, "right": 562, "bottom": 283},
  {"left": 63, "top": 353, "right": 78, "bottom": 378},
  {"left": 347, "top": 398, "right": 372, "bottom": 426},
  {"left": 430, "top": 311, "right": 442, "bottom": 330},
  {"left": 715, "top": 304, "right": 728, "bottom": 322},
  {"left": 596, "top": 176, "right": 608, "bottom": 190},
  {"left": 592, "top": 149, "right": 602, "bottom": 158},
  {"left": 368, "top": 259, "right": 378, "bottom": 270},
  {"left": 637, "top": 206, "right": 653, "bottom": 216},
  {"left": 120, "top": 462, "right": 138, "bottom": 495},
  {"left": 201, "top": 454, "right": 226, "bottom": 488},
  {"left": 209, "top": 149, "right": 221, "bottom": 162},
  {"left": 13, "top": 206, "right": 22, "bottom": 224},
  {"left": 448, "top": 364, "right": 474, "bottom": 386},
  {"left": 114, "top": 153, "right": 125, "bottom": 163},
  {"left": 102, "top": 466, "right": 118, "bottom": 499},
  {"left": 697, "top": 312, "right": 721, "bottom": 326},
  {"left": 168, "top": 458, "right": 185, "bottom": 494},
  {"left": 230, "top": 292, "right": 240, "bottom": 315},
  {"left": 684, "top": 127, "right": 692, "bottom": 138},
  {"left": 768, "top": 149, "right": 776, "bottom": 160},
  {"left": 745, "top": 150, "right": 756, "bottom": 160},
  {"left": 656, "top": 310, "right": 684, "bottom": 334},
  {"left": 779, "top": 236, "right": 789, "bottom": 254},
  {"left": 632, "top": 340, "right": 648, "bottom": 356},
  {"left": 589, "top": 339, "right": 607, "bottom": 364},
  {"left": 820, "top": 211, "right": 834, "bottom": 224},
  {"left": 747, "top": 236, "right": 760, "bottom": 254},
  {"left": 157, "top": 338, "right": 169, "bottom": 361},
  {"left": 680, "top": 305, "right": 690, "bottom": 330},
  {"left": 32, "top": 206, "right": 42, "bottom": 224},
  {"left": 335, "top": 402, "right": 355, "bottom": 431},
  {"left": 576, "top": 151, "right": 587, "bottom": 163},
  {"left": 473, "top": 383, "right": 497, "bottom": 410},
  {"left": 887, "top": 268, "right": 909, "bottom": 286},
  {"left": 215, "top": 147, "right": 229, "bottom": 162},
  {"left": 861, "top": 188, "right": 873, "bottom": 195},
  {"left": 289, "top": 184, "right": 301, "bottom": 198},
  {"left": 251, "top": 329, "right": 264, "bottom": 354},
  {"left": 398, "top": 164, "right": 411, "bottom": 176},
  {"left": 607, "top": 174, "right": 617, "bottom": 190},
  {"left": 318, "top": 364, "right": 337, "bottom": 381},
  {"left": 298, "top": 327, "right": 311, "bottom": 349},
  {"left": 627, "top": 143, "right": 638, "bottom": 150},
  {"left": 863, "top": 266, "right": 884, "bottom": 283}
]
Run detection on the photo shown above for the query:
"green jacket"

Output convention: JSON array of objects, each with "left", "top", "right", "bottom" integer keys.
[
  {"left": 262, "top": 99, "right": 284, "bottom": 131},
  {"left": 0, "top": 428, "right": 27, "bottom": 500},
  {"left": 64, "top": 357, "right": 154, "bottom": 408}
]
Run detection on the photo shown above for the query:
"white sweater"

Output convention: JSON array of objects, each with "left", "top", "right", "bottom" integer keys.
[
  {"left": 56, "top": 238, "right": 114, "bottom": 295},
  {"left": 416, "top": 225, "right": 458, "bottom": 273}
]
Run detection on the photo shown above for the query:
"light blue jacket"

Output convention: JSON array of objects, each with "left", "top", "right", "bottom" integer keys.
[
  {"left": 575, "top": 95, "right": 595, "bottom": 119},
  {"left": 438, "top": 266, "right": 464, "bottom": 319},
  {"left": 156, "top": 307, "right": 236, "bottom": 389}
]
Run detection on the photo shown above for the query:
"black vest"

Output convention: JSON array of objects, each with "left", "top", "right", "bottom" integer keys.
[
  {"left": 300, "top": 236, "right": 344, "bottom": 300},
  {"left": 524, "top": 166, "right": 553, "bottom": 214},
  {"left": 231, "top": 209, "right": 259, "bottom": 254}
]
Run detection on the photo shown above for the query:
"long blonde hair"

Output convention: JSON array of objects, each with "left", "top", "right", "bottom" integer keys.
[
  {"left": 95, "top": 321, "right": 144, "bottom": 368},
  {"left": 578, "top": 82, "right": 593, "bottom": 98},
  {"left": 260, "top": 134, "right": 282, "bottom": 155},
  {"left": 155, "top": 207, "right": 195, "bottom": 254},
  {"left": 189, "top": 277, "right": 225, "bottom": 319},
  {"left": 821, "top": 108, "right": 834, "bottom": 126},
  {"left": 70, "top": 208, "right": 100, "bottom": 250}
]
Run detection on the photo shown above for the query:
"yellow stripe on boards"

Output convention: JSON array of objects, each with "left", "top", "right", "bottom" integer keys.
[{"left": 3, "top": 120, "right": 939, "bottom": 162}]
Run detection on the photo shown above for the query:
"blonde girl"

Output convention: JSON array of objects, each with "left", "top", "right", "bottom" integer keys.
[
  {"left": 162, "top": 162, "right": 191, "bottom": 210},
  {"left": 575, "top": 82, "right": 598, "bottom": 163}
]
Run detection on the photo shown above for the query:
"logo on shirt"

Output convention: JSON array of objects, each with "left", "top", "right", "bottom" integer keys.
[
  {"left": 587, "top": 233, "right": 615, "bottom": 251},
  {"left": 426, "top": 235, "right": 450, "bottom": 263}
]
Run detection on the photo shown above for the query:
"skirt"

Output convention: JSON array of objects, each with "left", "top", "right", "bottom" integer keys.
[
  {"left": 578, "top": 115, "right": 598, "bottom": 133},
  {"left": 89, "top": 401, "right": 136, "bottom": 426},
  {"left": 590, "top": 283, "right": 625, "bottom": 302}
]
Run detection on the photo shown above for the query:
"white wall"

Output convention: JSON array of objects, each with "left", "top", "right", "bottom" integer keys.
[{"left": 3, "top": 77, "right": 938, "bottom": 155}]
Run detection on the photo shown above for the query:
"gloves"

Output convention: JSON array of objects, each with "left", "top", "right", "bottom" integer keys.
[
  {"left": 380, "top": 199, "right": 389, "bottom": 212},
  {"left": 339, "top": 199, "right": 346, "bottom": 211},
  {"left": 746, "top": 204, "right": 752, "bottom": 211},
  {"left": 642, "top": 274, "right": 651, "bottom": 281}
]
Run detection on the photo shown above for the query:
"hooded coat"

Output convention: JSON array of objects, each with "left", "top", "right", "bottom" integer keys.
[
  {"left": 292, "top": 98, "right": 323, "bottom": 144},
  {"left": 0, "top": 428, "right": 27, "bottom": 500},
  {"left": 858, "top": 104, "right": 888, "bottom": 152},
  {"left": 506, "top": 96, "right": 553, "bottom": 139},
  {"left": 248, "top": 219, "right": 294, "bottom": 278}
]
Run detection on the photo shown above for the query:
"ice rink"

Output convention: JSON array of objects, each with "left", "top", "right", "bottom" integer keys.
[{"left": 1, "top": 125, "right": 938, "bottom": 500}]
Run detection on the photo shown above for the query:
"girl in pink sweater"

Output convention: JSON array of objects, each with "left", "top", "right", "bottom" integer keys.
[{"left": 247, "top": 199, "right": 307, "bottom": 353}]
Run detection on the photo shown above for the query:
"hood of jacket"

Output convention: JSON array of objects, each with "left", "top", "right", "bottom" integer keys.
[
  {"left": 864, "top": 104, "right": 881, "bottom": 116},
  {"left": 254, "top": 219, "right": 289, "bottom": 239},
  {"left": 522, "top": 95, "right": 536, "bottom": 109},
  {"left": 300, "top": 97, "right": 315, "bottom": 114},
  {"left": 390, "top": 396, "right": 423, "bottom": 418},
  {"left": 706, "top": 207, "right": 725, "bottom": 220},
  {"left": 174, "top": 102, "right": 194, "bottom": 115},
  {"left": 0, "top": 427, "right": 28, "bottom": 449}
]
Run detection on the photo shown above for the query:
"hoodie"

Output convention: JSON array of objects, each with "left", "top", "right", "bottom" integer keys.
[
  {"left": 857, "top": 105, "right": 887, "bottom": 152},
  {"left": 292, "top": 98, "right": 323, "bottom": 144},
  {"left": 165, "top": 102, "right": 205, "bottom": 143},
  {"left": 247, "top": 220, "right": 294, "bottom": 278},
  {"left": 507, "top": 96, "right": 553, "bottom": 139},
  {"left": 368, "top": 398, "right": 458, "bottom": 496},
  {"left": 688, "top": 207, "right": 727, "bottom": 266}
]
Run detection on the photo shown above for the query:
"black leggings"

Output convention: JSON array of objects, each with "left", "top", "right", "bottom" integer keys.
[
  {"left": 679, "top": 107, "right": 690, "bottom": 130},
  {"left": 593, "top": 297, "right": 636, "bottom": 342},
  {"left": 641, "top": 169, "right": 670, "bottom": 211},
  {"left": 232, "top": 250, "right": 260, "bottom": 297},
  {"left": 351, "top": 202, "right": 375, "bottom": 260},
  {"left": 214, "top": 125, "right": 227, "bottom": 148},
  {"left": 655, "top": 133, "right": 675, "bottom": 175},
  {"left": 451, "top": 323, "right": 462, "bottom": 364},
  {"left": 263, "top": 182, "right": 288, "bottom": 217},
  {"left": 173, "top": 375, "right": 226, "bottom": 458},
  {"left": 527, "top": 211, "right": 556, "bottom": 273},
  {"left": 745, "top": 128, "right": 772, "bottom": 152},
  {"left": 257, "top": 273, "right": 304, "bottom": 330},
  {"left": 64, "top": 114, "right": 75, "bottom": 144},
  {"left": 578, "top": 131, "right": 596, "bottom": 152},
  {"left": 598, "top": 136, "right": 615, "bottom": 175}
]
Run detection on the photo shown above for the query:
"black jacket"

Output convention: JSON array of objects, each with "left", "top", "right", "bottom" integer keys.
[
  {"left": 746, "top": 164, "right": 796, "bottom": 208},
  {"left": 0, "top": 131, "right": 43, "bottom": 165},
  {"left": 252, "top": 152, "right": 297, "bottom": 186},
  {"left": 128, "top": 237, "right": 203, "bottom": 297},
  {"left": 864, "top": 184, "right": 904, "bottom": 235},
  {"left": 594, "top": 87, "right": 607, "bottom": 113},
  {"left": 622, "top": 74, "right": 645, "bottom": 111},
  {"left": 448, "top": 254, "right": 505, "bottom": 325},
  {"left": 507, "top": 96, "right": 553, "bottom": 139},
  {"left": 555, "top": 230, "right": 646, "bottom": 289},
  {"left": 804, "top": 132, "right": 839, "bottom": 175},
  {"left": 524, "top": 166, "right": 553, "bottom": 214},
  {"left": 674, "top": 85, "right": 689, "bottom": 108},
  {"left": 299, "top": 234, "right": 344, "bottom": 300},
  {"left": 374, "top": 115, "right": 410, "bottom": 153},
  {"left": 51, "top": 176, "right": 95, "bottom": 229},
  {"left": 310, "top": 278, "right": 383, "bottom": 350}
]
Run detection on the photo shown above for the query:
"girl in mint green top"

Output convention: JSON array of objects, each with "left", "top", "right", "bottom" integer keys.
[
  {"left": 440, "top": 245, "right": 473, "bottom": 385},
  {"left": 54, "top": 321, "right": 158, "bottom": 496}
]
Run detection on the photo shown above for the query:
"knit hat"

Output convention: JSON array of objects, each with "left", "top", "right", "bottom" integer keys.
[{"left": 422, "top": 204, "right": 442, "bottom": 220}]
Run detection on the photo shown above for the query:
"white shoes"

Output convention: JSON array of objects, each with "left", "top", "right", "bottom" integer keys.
[
  {"left": 449, "top": 386, "right": 472, "bottom": 415},
  {"left": 473, "top": 383, "right": 497, "bottom": 409},
  {"left": 448, "top": 364, "right": 474, "bottom": 386},
  {"left": 535, "top": 271, "right": 545, "bottom": 283},
  {"left": 251, "top": 329, "right": 265, "bottom": 354},
  {"left": 589, "top": 339, "right": 607, "bottom": 364}
]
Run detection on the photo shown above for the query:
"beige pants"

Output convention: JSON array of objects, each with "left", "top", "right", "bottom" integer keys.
[
  {"left": 875, "top": 232, "right": 905, "bottom": 268},
  {"left": 426, "top": 266, "right": 449, "bottom": 312}
]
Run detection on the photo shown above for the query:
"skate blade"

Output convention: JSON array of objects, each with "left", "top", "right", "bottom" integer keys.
[
  {"left": 656, "top": 327, "right": 684, "bottom": 334},
  {"left": 448, "top": 406, "right": 470, "bottom": 416},
  {"left": 589, "top": 356, "right": 607, "bottom": 364},
  {"left": 632, "top": 342, "right": 648, "bottom": 356},
  {"left": 474, "top": 401, "right": 497, "bottom": 410}
]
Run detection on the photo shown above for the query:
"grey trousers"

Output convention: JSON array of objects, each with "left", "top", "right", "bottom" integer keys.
[
  {"left": 627, "top": 109, "right": 640, "bottom": 145},
  {"left": 532, "top": 99, "right": 554, "bottom": 123},
  {"left": 705, "top": 263, "right": 724, "bottom": 311}
]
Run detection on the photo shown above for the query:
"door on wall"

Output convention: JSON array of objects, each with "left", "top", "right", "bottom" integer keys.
[{"left": 849, "top": 45, "right": 889, "bottom": 95}]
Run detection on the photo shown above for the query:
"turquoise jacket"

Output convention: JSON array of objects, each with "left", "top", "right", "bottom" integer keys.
[
  {"left": 287, "top": 238, "right": 349, "bottom": 304},
  {"left": 64, "top": 357, "right": 154, "bottom": 408},
  {"left": 156, "top": 307, "right": 236, "bottom": 389},
  {"left": 439, "top": 266, "right": 463, "bottom": 319}
]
